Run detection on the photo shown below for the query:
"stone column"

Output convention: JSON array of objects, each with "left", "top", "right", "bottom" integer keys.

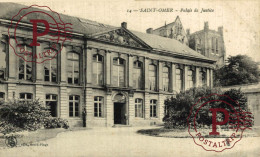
[
  {"left": 128, "top": 55, "right": 133, "bottom": 88},
  {"left": 60, "top": 86, "right": 68, "bottom": 118},
  {"left": 171, "top": 63, "right": 176, "bottom": 93},
  {"left": 158, "top": 61, "right": 163, "bottom": 91},
  {"left": 184, "top": 65, "right": 189, "bottom": 90},
  {"left": 195, "top": 67, "right": 200, "bottom": 87},
  {"left": 105, "top": 51, "right": 111, "bottom": 86},
  {"left": 144, "top": 57, "right": 149, "bottom": 90},
  {"left": 8, "top": 38, "right": 16, "bottom": 80},
  {"left": 206, "top": 68, "right": 210, "bottom": 87},
  {"left": 144, "top": 92, "right": 150, "bottom": 119}
]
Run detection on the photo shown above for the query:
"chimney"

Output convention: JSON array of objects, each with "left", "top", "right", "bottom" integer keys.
[
  {"left": 218, "top": 26, "right": 223, "bottom": 36},
  {"left": 146, "top": 28, "right": 153, "bottom": 34},
  {"left": 121, "top": 22, "right": 127, "bottom": 29},
  {"left": 186, "top": 29, "right": 190, "bottom": 36},
  {"left": 204, "top": 21, "right": 209, "bottom": 31}
]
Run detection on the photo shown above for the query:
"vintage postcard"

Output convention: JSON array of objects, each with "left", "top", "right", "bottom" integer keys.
[{"left": 0, "top": 0, "right": 259, "bottom": 156}]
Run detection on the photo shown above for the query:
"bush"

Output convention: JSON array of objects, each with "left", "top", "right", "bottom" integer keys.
[
  {"left": 163, "top": 87, "right": 253, "bottom": 129},
  {"left": 44, "top": 117, "right": 69, "bottom": 129},
  {"left": 0, "top": 99, "right": 69, "bottom": 134}
]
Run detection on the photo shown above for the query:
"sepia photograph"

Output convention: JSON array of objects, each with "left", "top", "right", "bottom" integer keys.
[{"left": 0, "top": 0, "right": 259, "bottom": 156}]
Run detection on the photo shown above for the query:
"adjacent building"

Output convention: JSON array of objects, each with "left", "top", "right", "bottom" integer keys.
[
  {"left": 0, "top": 3, "right": 215, "bottom": 127},
  {"left": 147, "top": 17, "right": 226, "bottom": 68}
]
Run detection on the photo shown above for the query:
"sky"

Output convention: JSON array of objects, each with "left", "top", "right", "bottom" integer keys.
[{"left": 2, "top": 0, "right": 260, "bottom": 62}]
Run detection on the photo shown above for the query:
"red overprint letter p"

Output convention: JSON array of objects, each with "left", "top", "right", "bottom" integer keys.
[
  {"left": 209, "top": 108, "right": 229, "bottom": 136},
  {"left": 30, "top": 19, "right": 50, "bottom": 46}
]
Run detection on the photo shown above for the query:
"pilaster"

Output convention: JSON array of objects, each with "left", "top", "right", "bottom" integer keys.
[
  {"left": 7, "top": 83, "right": 16, "bottom": 100},
  {"left": 206, "top": 68, "right": 210, "bottom": 87},
  {"left": 144, "top": 58, "right": 149, "bottom": 90},
  {"left": 210, "top": 69, "right": 213, "bottom": 88},
  {"left": 60, "top": 86, "right": 68, "bottom": 118},
  {"left": 35, "top": 85, "right": 44, "bottom": 102},
  {"left": 128, "top": 55, "right": 133, "bottom": 88},
  {"left": 171, "top": 63, "right": 176, "bottom": 92},
  {"left": 86, "top": 48, "right": 92, "bottom": 84},
  {"left": 36, "top": 45, "right": 44, "bottom": 82},
  {"left": 60, "top": 46, "right": 67, "bottom": 83},
  {"left": 128, "top": 95, "right": 135, "bottom": 125},
  {"left": 195, "top": 67, "right": 200, "bottom": 87},
  {"left": 105, "top": 51, "right": 111, "bottom": 86},
  {"left": 158, "top": 61, "right": 163, "bottom": 91},
  {"left": 144, "top": 92, "right": 150, "bottom": 119},
  {"left": 8, "top": 38, "right": 16, "bottom": 80},
  {"left": 106, "top": 94, "right": 113, "bottom": 126},
  {"left": 184, "top": 65, "right": 188, "bottom": 90},
  {"left": 158, "top": 94, "right": 164, "bottom": 122},
  {"left": 85, "top": 88, "right": 93, "bottom": 124}
]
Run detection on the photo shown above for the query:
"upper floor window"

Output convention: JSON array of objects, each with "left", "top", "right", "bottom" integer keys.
[
  {"left": 135, "top": 98, "right": 143, "bottom": 118},
  {"left": 187, "top": 67, "right": 195, "bottom": 89},
  {"left": 150, "top": 99, "right": 157, "bottom": 118},
  {"left": 176, "top": 66, "right": 183, "bottom": 92},
  {"left": 69, "top": 95, "right": 79, "bottom": 117},
  {"left": 20, "top": 93, "right": 33, "bottom": 101},
  {"left": 92, "top": 54, "right": 104, "bottom": 86},
  {"left": 133, "top": 60, "right": 142, "bottom": 89},
  {"left": 67, "top": 52, "right": 79, "bottom": 84},
  {"left": 112, "top": 57, "right": 125, "bottom": 87},
  {"left": 94, "top": 96, "right": 103, "bottom": 118},
  {"left": 149, "top": 64, "right": 157, "bottom": 91},
  {"left": 199, "top": 68, "right": 206, "bottom": 87},
  {"left": 162, "top": 66, "right": 170, "bottom": 92},
  {"left": 0, "top": 92, "right": 5, "bottom": 101},
  {"left": 18, "top": 45, "right": 32, "bottom": 81},
  {"left": 0, "top": 40, "right": 7, "bottom": 79},
  {"left": 44, "top": 47, "right": 58, "bottom": 83}
]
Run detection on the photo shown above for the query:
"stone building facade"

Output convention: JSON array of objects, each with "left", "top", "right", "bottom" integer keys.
[
  {"left": 187, "top": 22, "right": 226, "bottom": 68},
  {"left": 0, "top": 3, "right": 215, "bottom": 127},
  {"left": 146, "top": 17, "right": 226, "bottom": 68},
  {"left": 146, "top": 16, "right": 189, "bottom": 46}
]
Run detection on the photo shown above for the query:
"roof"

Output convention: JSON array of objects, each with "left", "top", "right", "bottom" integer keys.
[
  {"left": 0, "top": 2, "right": 115, "bottom": 35},
  {"left": 0, "top": 3, "right": 215, "bottom": 62},
  {"left": 130, "top": 30, "right": 214, "bottom": 61},
  {"left": 153, "top": 16, "right": 180, "bottom": 32}
]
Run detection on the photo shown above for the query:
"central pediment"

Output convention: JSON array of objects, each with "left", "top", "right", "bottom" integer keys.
[{"left": 91, "top": 28, "right": 150, "bottom": 49}]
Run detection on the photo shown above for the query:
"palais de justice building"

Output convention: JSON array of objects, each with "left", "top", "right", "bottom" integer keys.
[{"left": 0, "top": 3, "right": 215, "bottom": 127}]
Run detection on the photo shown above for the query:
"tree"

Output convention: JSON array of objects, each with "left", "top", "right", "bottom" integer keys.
[
  {"left": 214, "top": 55, "right": 259, "bottom": 86},
  {"left": 163, "top": 87, "right": 222, "bottom": 129},
  {"left": 163, "top": 87, "right": 253, "bottom": 129}
]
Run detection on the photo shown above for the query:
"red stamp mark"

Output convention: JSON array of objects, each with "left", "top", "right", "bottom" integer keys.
[
  {"left": 8, "top": 5, "right": 72, "bottom": 63},
  {"left": 187, "top": 94, "right": 253, "bottom": 152}
]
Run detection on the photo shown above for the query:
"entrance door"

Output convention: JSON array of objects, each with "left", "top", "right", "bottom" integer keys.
[
  {"left": 46, "top": 101, "right": 57, "bottom": 117},
  {"left": 114, "top": 103, "right": 126, "bottom": 124}
]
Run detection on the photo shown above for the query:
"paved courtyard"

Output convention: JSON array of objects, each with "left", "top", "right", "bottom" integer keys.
[{"left": 0, "top": 127, "right": 260, "bottom": 157}]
